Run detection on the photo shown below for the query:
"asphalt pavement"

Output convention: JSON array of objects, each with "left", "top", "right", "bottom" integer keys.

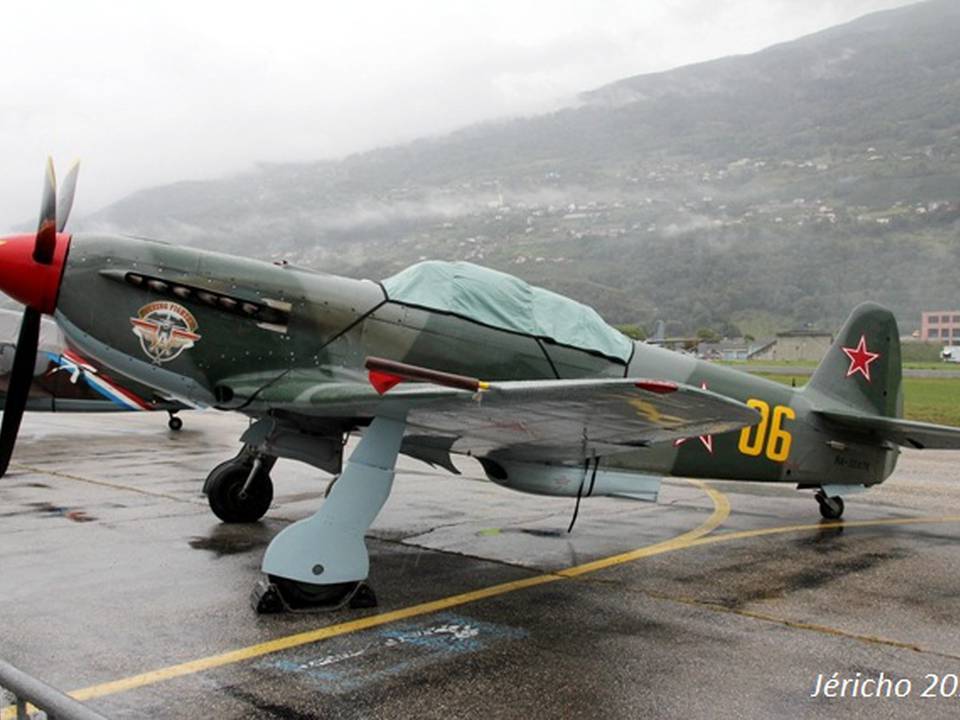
[{"left": 2, "top": 411, "right": 960, "bottom": 719}]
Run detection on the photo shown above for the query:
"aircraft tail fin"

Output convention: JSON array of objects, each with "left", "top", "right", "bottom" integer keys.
[{"left": 803, "top": 302, "right": 902, "bottom": 418}]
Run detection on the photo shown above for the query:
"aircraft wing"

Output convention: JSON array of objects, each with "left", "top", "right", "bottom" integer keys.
[
  {"left": 816, "top": 410, "right": 960, "bottom": 450},
  {"left": 228, "top": 362, "right": 759, "bottom": 462}
]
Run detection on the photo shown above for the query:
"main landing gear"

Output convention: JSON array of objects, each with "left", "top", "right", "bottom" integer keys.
[
  {"left": 252, "top": 414, "right": 407, "bottom": 614},
  {"left": 815, "top": 490, "right": 845, "bottom": 520},
  {"left": 204, "top": 449, "right": 276, "bottom": 523},
  {"left": 203, "top": 415, "right": 401, "bottom": 612},
  {"left": 252, "top": 577, "right": 379, "bottom": 613}
]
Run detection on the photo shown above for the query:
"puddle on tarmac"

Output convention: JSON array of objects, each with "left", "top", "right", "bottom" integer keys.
[{"left": 188, "top": 524, "right": 273, "bottom": 557}]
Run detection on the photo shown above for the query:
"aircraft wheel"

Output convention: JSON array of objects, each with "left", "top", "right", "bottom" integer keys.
[
  {"left": 816, "top": 492, "right": 844, "bottom": 520},
  {"left": 207, "top": 461, "right": 273, "bottom": 523},
  {"left": 257, "top": 576, "right": 377, "bottom": 612},
  {"left": 168, "top": 414, "right": 183, "bottom": 431}
]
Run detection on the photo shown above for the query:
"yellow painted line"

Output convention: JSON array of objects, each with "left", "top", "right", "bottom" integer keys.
[
  {"left": 557, "top": 479, "right": 730, "bottom": 578},
  {"left": 5, "top": 484, "right": 960, "bottom": 716},
  {"left": 0, "top": 479, "right": 728, "bottom": 715},
  {"left": 65, "top": 575, "right": 562, "bottom": 705},
  {"left": 686, "top": 513, "right": 960, "bottom": 550}
]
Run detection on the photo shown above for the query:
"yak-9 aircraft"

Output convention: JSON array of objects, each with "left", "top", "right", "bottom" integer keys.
[{"left": 2, "top": 161, "right": 959, "bottom": 612}]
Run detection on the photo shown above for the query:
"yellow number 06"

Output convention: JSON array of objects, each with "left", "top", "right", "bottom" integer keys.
[{"left": 737, "top": 399, "right": 795, "bottom": 462}]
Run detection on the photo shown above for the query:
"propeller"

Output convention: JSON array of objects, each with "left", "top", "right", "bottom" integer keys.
[
  {"left": 0, "top": 159, "right": 79, "bottom": 477},
  {"left": 0, "top": 307, "right": 41, "bottom": 475}
]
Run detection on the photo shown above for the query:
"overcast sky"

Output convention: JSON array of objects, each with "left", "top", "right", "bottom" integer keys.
[{"left": 0, "top": 0, "right": 917, "bottom": 230}]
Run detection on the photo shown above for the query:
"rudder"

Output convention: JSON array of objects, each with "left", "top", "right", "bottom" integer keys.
[{"left": 803, "top": 302, "right": 902, "bottom": 418}]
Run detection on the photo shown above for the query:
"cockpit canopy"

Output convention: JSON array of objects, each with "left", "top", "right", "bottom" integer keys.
[{"left": 381, "top": 261, "right": 632, "bottom": 362}]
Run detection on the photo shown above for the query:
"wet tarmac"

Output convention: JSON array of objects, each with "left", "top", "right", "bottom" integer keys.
[{"left": 2, "top": 411, "right": 960, "bottom": 719}]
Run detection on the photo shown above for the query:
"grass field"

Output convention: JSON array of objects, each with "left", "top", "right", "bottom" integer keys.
[
  {"left": 721, "top": 359, "right": 956, "bottom": 371},
  {"left": 757, "top": 374, "right": 960, "bottom": 426}
]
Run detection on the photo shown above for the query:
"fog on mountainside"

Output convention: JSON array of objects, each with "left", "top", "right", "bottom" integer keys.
[{"left": 83, "top": 0, "right": 960, "bottom": 336}]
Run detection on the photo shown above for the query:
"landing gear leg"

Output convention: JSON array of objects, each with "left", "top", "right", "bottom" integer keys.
[
  {"left": 253, "top": 414, "right": 406, "bottom": 613},
  {"left": 815, "top": 490, "right": 845, "bottom": 520},
  {"left": 167, "top": 411, "right": 183, "bottom": 431}
]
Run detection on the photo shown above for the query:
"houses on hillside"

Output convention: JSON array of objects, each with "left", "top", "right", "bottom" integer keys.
[{"left": 696, "top": 330, "right": 833, "bottom": 362}]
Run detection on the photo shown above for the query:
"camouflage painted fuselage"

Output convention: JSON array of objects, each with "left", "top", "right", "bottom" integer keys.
[{"left": 54, "top": 234, "right": 899, "bottom": 490}]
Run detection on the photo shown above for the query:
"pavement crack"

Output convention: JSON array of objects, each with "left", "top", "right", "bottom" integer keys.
[
  {"left": 11, "top": 463, "right": 207, "bottom": 506},
  {"left": 371, "top": 534, "right": 557, "bottom": 576},
  {"left": 391, "top": 520, "right": 473, "bottom": 540},
  {"left": 390, "top": 510, "right": 572, "bottom": 542}
]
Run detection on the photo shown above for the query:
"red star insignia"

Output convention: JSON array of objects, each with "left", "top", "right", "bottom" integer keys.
[
  {"left": 841, "top": 334, "right": 880, "bottom": 382},
  {"left": 674, "top": 381, "right": 714, "bottom": 454}
]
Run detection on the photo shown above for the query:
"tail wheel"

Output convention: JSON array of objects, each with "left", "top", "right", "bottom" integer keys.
[
  {"left": 816, "top": 492, "right": 844, "bottom": 520},
  {"left": 206, "top": 462, "right": 273, "bottom": 523}
]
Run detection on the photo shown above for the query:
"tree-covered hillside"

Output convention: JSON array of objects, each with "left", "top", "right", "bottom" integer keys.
[{"left": 83, "top": 0, "right": 960, "bottom": 336}]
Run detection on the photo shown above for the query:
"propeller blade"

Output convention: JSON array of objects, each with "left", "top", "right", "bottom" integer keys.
[
  {"left": 56, "top": 160, "right": 80, "bottom": 232},
  {"left": 0, "top": 308, "right": 41, "bottom": 477},
  {"left": 34, "top": 158, "right": 58, "bottom": 264}
]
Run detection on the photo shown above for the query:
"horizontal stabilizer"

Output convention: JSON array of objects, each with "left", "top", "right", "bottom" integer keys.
[{"left": 816, "top": 410, "right": 960, "bottom": 450}]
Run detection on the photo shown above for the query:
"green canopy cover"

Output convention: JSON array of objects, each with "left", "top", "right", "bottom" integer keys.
[{"left": 382, "top": 261, "right": 632, "bottom": 362}]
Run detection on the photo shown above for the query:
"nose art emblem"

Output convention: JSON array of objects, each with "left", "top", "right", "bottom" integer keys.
[{"left": 129, "top": 301, "right": 201, "bottom": 364}]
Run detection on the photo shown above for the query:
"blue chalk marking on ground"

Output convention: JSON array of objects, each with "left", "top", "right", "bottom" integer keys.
[{"left": 258, "top": 612, "right": 527, "bottom": 693}]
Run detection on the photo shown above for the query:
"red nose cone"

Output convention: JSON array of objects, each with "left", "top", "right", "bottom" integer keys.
[{"left": 0, "top": 233, "right": 70, "bottom": 313}]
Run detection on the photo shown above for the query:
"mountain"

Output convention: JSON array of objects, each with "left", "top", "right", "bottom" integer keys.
[{"left": 84, "top": 0, "right": 960, "bottom": 336}]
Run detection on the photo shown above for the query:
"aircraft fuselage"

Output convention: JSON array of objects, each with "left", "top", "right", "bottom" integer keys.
[{"left": 54, "top": 233, "right": 898, "bottom": 492}]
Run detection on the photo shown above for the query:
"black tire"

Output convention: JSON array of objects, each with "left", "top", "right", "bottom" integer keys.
[
  {"left": 268, "top": 575, "right": 359, "bottom": 611},
  {"left": 206, "top": 462, "right": 273, "bottom": 523},
  {"left": 817, "top": 495, "right": 844, "bottom": 520},
  {"left": 168, "top": 415, "right": 183, "bottom": 431}
]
